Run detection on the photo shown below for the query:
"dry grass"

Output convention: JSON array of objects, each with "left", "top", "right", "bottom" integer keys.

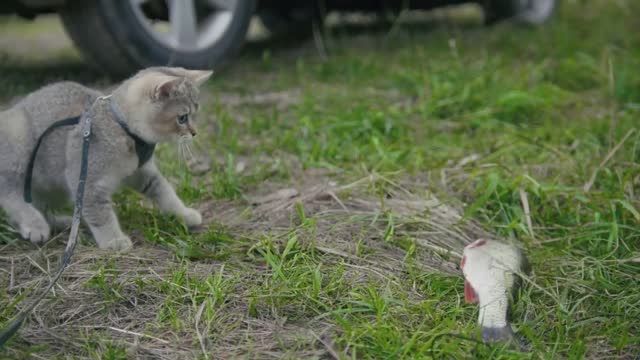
[{"left": 1, "top": 172, "right": 494, "bottom": 358}]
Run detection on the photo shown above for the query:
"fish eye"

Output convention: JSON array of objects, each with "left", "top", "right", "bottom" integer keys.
[{"left": 177, "top": 114, "right": 189, "bottom": 124}]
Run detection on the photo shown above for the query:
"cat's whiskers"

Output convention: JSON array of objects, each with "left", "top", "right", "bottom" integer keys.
[
  {"left": 184, "top": 141, "right": 194, "bottom": 159},
  {"left": 177, "top": 135, "right": 194, "bottom": 163},
  {"left": 176, "top": 139, "right": 185, "bottom": 163},
  {"left": 176, "top": 141, "right": 184, "bottom": 163}
]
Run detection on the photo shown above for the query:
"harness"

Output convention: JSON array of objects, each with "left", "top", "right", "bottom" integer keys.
[
  {"left": 0, "top": 96, "right": 155, "bottom": 348},
  {"left": 23, "top": 96, "right": 156, "bottom": 203}
]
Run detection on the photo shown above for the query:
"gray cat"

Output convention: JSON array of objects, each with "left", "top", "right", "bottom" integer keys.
[{"left": 0, "top": 67, "right": 211, "bottom": 250}]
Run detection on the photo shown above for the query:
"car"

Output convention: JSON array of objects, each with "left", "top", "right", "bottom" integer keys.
[{"left": 1, "top": 0, "right": 557, "bottom": 77}]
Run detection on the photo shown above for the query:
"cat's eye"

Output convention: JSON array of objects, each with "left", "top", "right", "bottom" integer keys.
[{"left": 177, "top": 114, "right": 189, "bottom": 124}]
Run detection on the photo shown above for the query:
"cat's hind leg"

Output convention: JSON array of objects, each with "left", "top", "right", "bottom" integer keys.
[
  {"left": 0, "top": 111, "right": 50, "bottom": 243},
  {"left": 0, "top": 193, "right": 51, "bottom": 244}
]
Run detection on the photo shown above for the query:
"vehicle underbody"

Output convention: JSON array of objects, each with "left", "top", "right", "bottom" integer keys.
[
  {"left": 2, "top": 0, "right": 479, "bottom": 19},
  {"left": 0, "top": 0, "right": 555, "bottom": 77}
]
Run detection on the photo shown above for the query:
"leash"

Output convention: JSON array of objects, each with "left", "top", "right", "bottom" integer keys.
[
  {"left": 0, "top": 96, "right": 105, "bottom": 348},
  {"left": 1, "top": 94, "right": 157, "bottom": 348}
]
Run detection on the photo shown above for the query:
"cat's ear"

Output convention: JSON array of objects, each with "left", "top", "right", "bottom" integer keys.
[
  {"left": 153, "top": 77, "right": 183, "bottom": 101},
  {"left": 186, "top": 70, "right": 213, "bottom": 87}
]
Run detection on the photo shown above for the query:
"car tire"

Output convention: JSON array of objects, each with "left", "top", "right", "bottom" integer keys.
[
  {"left": 59, "top": 0, "right": 256, "bottom": 77},
  {"left": 484, "top": 0, "right": 557, "bottom": 25}
]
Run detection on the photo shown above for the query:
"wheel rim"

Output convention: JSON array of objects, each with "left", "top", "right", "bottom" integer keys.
[
  {"left": 515, "top": 0, "right": 555, "bottom": 24},
  {"left": 130, "top": 0, "right": 240, "bottom": 52}
]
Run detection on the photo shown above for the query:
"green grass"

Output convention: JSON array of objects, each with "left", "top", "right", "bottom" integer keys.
[{"left": 1, "top": 1, "right": 640, "bottom": 358}]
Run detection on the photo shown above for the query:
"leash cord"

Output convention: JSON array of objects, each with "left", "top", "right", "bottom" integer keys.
[{"left": 0, "top": 98, "right": 99, "bottom": 348}]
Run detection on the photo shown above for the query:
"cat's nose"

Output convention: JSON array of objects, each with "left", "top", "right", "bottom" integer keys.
[{"left": 187, "top": 123, "right": 197, "bottom": 137}]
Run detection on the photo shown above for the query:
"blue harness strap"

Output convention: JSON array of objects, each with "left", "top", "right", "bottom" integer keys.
[{"left": 107, "top": 99, "right": 156, "bottom": 167}]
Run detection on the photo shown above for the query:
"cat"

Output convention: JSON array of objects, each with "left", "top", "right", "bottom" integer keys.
[{"left": 0, "top": 67, "right": 212, "bottom": 250}]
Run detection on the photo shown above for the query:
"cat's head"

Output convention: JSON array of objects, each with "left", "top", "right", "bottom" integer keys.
[{"left": 121, "top": 67, "right": 213, "bottom": 143}]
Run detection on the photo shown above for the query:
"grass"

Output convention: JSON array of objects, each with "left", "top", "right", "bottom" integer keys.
[{"left": 1, "top": 0, "right": 640, "bottom": 358}]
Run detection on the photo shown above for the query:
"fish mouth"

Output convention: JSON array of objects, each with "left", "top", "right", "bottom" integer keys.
[{"left": 464, "top": 279, "right": 479, "bottom": 304}]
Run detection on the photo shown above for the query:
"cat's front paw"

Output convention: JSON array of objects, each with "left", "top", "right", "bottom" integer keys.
[
  {"left": 20, "top": 220, "right": 51, "bottom": 244},
  {"left": 100, "top": 236, "right": 133, "bottom": 251},
  {"left": 181, "top": 208, "right": 202, "bottom": 227}
]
